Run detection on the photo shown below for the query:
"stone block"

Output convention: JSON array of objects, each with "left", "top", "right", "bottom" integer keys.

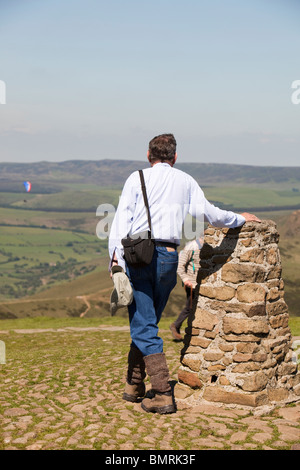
[
  {"left": 203, "top": 350, "right": 224, "bottom": 361},
  {"left": 240, "top": 238, "right": 255, "bottom": 247},
  {"left": 223, "top": 333, "right": 263, "bottom": 342},
  {"left": 269, "top": 313, "right": 289, "bottom": 329},
  {"left": 199, "top": 285, "right": 236, "bottom": 301},
  {"left": 263, "top": 232, "right": 280, "bottom": 244},
  {"left": 236, "top": 283, "right": 267, "bottom": 303},
  {"left": 268, "top": 388, "right": 289, "bottom": 402},
  {"left": 207, "top": 364, "right": 226, "bottom": 371},
  {"left": 177, "top": 369, "right": 202, "bottom": 389},
  {"left": 221, "top": 263, "right": 265, "bottom": 283},
  {"left": 266, "top": 247, "right": 279, "bottom": 265},
  {"left": 219, "top": 376, "right": 230, "bottom": 385},
  {"left": 267, "top": 279, "right": 280, "bottom": 288},
  {"left": 266, "top": 288, "right": 280, "bottom": 301},
  {"left": 266, "top": 266, "right": 282, "bottom": 280},
  {"left": 174, "top": 383, "right": 195, "bottom": 399},
  {"left": 232, "top": 362, "right": 261, "bottom": 372},
  {"left": 238, "top": 371, "right": 268, "bottom": 392},
  {"left": 252, "top": 352, "right": 268, "bottom": 362},
  {"left": 222, "top": 356, "right": 232, "bottom": 366},
  {"left": 183, "top": 345, "right": 202, "bottom": 354},
  {"left": 219, "top": 343, "right": 234, "bottom": 352},
  {"left": 277, "top": 362, "right": 298, "bottom": 376},
  {"left": 189, "top": 336, "right": 211, "bottom": 348},
  {"left": 293, "top": 383, "right": 300, "bottom": 397},
  {"left": 193, "top": 308, "right": 218, "bottom": 331},
  {"left": 244, "top": 303, "right": 267, "bottom": 317},
  {"left": 206, "top": 299, "right": 266, "bottom": 317},
  {"left": 266, "top": 299, "right": 288, "bottom": 316},
  {"left": 203, "top": 386, "right": 269, "bottom": 407},
  {"left": 223, "top": 317, "right": 269, "bottom": 335},
  {"left": 181, "top": 355, "right": 201, "bottom": 372},
  {"left": 267, "top": 336, "right": 289, "bottom": 351},
  {"left": 240, "top": 248, "right": 264, "bottom": 264},
  {"left": 236, "top": 343, "right": 259, "bottom": 354},
  {"left": 269, "top": 327, "right": 291, "bottom": 340},
  {"left": 233, "top": 353, "right": 252, "bottom": 362},
  {"left": 204, "top": 329, "right": 218, "bottom": 339}
]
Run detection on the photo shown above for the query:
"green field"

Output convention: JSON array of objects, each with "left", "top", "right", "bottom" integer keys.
[
  {"left": 0, "top": 225, "right": 106, "bottom": 301},
  {"left": 0, "top": 169, "right": 300, "bottom": 319},
  {"left": 2, "top": 182, "right": 300, "bottom": 213},
  {"left": 204, "top": 185, "right": 300, "bottom": 210},
  {"left": 0, "top": 186, "right": 122, "bottom": 212}
]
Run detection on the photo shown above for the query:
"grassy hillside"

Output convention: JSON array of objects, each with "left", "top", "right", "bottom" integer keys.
[
  {"left": 1, "top": 159, "right": 300, "bottom": 186},
  {"left": 0, "top": 208, "right": 299, "bottom": 318},
  {"left": 0, "top": 159, "right": 299, "bottom": 320},
  {"left": 0, "top": 187, "right": 121, "bottom": 212},
  {"left": 0, "top": 224, "right": 106, "bottom": 301},
  {"left": 204, "top": 186, "right": 300, "bottom": 211},
  {"left": 0, "top": 260, "right": 187, "bottom": 321},
  {"left": 1, "top": 159, "right": 300, "bottom": 214},
  {"left": 276, "top": 211, "right": 300, "bottom": 318}
]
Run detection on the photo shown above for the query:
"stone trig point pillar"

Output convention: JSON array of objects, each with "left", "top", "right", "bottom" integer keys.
[{"left": 177, "top": 220, "right": 300, "bottom": 408}]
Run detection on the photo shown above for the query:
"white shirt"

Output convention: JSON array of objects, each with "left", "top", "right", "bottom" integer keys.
[{"left": 109, "top": 162, "right": 245, "bottom": 270}]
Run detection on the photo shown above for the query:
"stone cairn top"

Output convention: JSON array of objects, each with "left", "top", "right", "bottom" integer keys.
[{"left": 177, "top": 220, "right": 300, "bottom": 408}]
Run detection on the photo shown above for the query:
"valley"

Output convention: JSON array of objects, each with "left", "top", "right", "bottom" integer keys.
[{"left": 0, "top": 160, "right": 299, "bottom": 320}]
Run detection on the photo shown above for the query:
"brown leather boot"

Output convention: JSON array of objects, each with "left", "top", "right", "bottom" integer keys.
[
  {"left": 122, "top": 345, "right": 146, "bottom": 402},
  {"left": 141, "top": 353, "right": 176, "bottom": 414}
]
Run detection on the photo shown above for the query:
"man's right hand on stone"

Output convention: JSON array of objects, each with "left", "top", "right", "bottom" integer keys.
[{"left": 240, "top": 212, "right": 261, "bottom": 223}]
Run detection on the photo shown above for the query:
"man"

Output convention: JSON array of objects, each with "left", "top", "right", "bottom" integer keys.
[
  {"left": 108, "top": 133, "right": 260, "bottom": 414},
  {"left": 170, "top": 236, "right": 203, "bottom": 341}
]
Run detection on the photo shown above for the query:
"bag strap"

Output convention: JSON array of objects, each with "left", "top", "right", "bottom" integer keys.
[{"left": 139, "top": 170, "right": 152, "bottom": 236}]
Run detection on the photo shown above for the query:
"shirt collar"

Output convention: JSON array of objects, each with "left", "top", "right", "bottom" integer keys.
[{"left": 152, "top": 162, "right": 172, "bottom": 168}]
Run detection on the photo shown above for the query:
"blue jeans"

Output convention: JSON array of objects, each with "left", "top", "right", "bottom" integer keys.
[{"left": 126, "top": 246, "right": 178, "bottom": 357}]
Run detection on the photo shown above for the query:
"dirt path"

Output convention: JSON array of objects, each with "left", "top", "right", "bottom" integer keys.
[{"left": 78, "top": 296, "right": 91, "bottom": 318}]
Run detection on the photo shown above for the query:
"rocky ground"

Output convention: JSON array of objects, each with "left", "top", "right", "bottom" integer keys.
[{"left": 0, "top": 324, "right": 300, "bottom": 451}]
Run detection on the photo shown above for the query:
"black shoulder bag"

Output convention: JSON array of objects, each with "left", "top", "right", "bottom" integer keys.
[{"left": 121, "top": 170, "right": 155, "bottom": 268}]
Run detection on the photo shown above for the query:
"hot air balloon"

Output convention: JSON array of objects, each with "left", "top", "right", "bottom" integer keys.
[
  {"left": 23, "top": 181, "right": 31, "bottom": 202},
  {"left": 23, "top": 181, "right": 32, "bottom": 193}
]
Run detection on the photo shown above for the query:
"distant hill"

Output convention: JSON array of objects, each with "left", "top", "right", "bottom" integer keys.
[
  {"left": 1, "top": 159, "right": 300, "bottom": 190},
  {"left": 283, "top": 210, "right": 300, "bottom": 237}
]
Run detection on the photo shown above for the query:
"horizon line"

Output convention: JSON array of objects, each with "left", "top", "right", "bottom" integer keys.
[{"left": 0, "top": 158, "right": 300, "bottom": 169}]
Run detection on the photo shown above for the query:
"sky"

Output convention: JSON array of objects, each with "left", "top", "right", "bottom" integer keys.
[{"left": 0, "top": 0, "right": 300, "bottom": 165}]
